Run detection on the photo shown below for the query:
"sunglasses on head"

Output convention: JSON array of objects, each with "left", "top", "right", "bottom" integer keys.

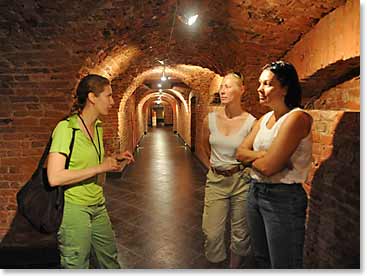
[
  {"left": 267, "top": 60, "right": 288, "bottom": 70},
  {"left": 231, "top": 72, "right": 245, "bottom": 85},
  {"left": 232, "top": 71, "right": 243, "bottom": 80}
]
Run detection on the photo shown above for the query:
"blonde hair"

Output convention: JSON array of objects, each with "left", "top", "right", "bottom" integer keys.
[{"left": 225, "top": 71, "right": 245, "bottom": 86}]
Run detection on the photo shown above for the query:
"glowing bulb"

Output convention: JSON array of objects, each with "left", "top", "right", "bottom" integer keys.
[
  {"left": 157, "top": 83, "right": 162, "bottom": 88},
  {"left": 187, "top": 14, "right": 198, "bottom": 26},
  {"left": 161, "top": 74, "right": 167, "bottom": 81}
]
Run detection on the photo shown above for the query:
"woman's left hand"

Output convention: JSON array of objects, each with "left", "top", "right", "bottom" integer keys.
[{"left": 115, "top": 151, "right": 135, "bottom": 164}]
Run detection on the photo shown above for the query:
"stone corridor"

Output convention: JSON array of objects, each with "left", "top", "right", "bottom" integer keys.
[
  {"left": 105, "top": 126, "right": 209, "bottom": 268},
  {"left": 0, "top": 0, "right": 360, "bottom": 269}
]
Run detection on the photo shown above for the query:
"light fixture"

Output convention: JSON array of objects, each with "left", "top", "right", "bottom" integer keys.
[
  {"left": 157, "top": 59, "right": 168, "bottom": 82},
  {"left": 160, "top": 72, "right": 167, "bottom": 82},
  {"left": 157, "top": 83, "right": 162, "bottom": 88},
  {"left": 187, "top": 14, "right": 198, "bottom": 26},
  {"left": 154, "top": 0, "right": 178, "bottom": 81},
  {"left": 178, "top": 14, "right": 199, "bottom": 26},
  {"left": 154, "top": 0, "right": 198, "bottom": 74}
]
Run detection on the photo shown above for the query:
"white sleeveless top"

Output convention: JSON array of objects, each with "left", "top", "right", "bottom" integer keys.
[
  {"left": 251, "top": 108, "right": 312, "bottom": 184},
  {"left": 209, "top": 112, "right": 256, "bottom": 169}
]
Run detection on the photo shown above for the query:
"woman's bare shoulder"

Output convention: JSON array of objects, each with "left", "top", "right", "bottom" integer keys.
[
  {"left": 283, "top": 110, "right": 313, "bottom": 136},
  {"left": 288, "top": 110, "right": 312, "bottom": 125}
]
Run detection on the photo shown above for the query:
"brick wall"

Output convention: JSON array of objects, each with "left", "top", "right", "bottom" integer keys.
[
  {"left": 305, "top": 111, "right": 359, "bottom": 268},
  {"left": 175, "top": 102, "right": 189, "bottom": 145},
  {"left": 0, "top": 75, "right": 73, "bottom": 238},
  {"left": 100, "top": 91, "right": 123, "bottom": 155},
  {"left": 311, "top": 77, "right": 360, "bottom": 111},
  {"left": 283, "top": 0, "right": 360, "bottom": 267},
  {"left": 285, "top": 0, "right": 359, "bottom": 80},
  {"left": 118, "top": 94, "right": 137, "bottom": 153},
  {"left": 164, "top": 104, "right": 173, "bottom": 125}
]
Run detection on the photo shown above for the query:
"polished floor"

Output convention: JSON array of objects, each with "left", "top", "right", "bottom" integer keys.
[{"left": 105, "top": 127, "right": 211, "bottom": 268}]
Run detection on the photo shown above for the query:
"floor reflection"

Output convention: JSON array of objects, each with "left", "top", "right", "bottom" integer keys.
[{"left": 104, "top": 127, "right": 210, "bottom": 268}]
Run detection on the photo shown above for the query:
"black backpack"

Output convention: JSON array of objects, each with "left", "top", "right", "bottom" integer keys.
[{"left": 16, "top": 121, "right": 77, "bottom": 233}]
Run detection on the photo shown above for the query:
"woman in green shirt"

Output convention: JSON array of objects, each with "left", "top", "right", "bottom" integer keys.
[{"left": 47, "top": 74, "right": 134, "bottom": 268}]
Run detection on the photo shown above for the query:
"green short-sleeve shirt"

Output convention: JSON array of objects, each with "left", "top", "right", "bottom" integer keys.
[{"left": 50, "top": 114, "right": 105, "bottom": 206}]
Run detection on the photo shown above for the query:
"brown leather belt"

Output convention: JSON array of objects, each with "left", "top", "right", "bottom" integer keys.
[{"left": 211, "top": 165, "right": 243, "bottom": 177}]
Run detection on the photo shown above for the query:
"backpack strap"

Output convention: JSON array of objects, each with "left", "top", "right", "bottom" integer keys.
[
  {"left": 38, "top": 137, "right": 52, "bottom": 168},
  {"left": 37, "top": 120, "right": 78, "bottom": 169},
  {"left": 56, "top": 127, "right": 77, "bottom": 207},
  {"left": 65, "top": 128, "right": 77, "bottom": 169}
]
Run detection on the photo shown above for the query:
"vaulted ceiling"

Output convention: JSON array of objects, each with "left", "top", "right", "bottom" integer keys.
[{"left": 1, "top": 0, "right": 347, "bottom": 99}]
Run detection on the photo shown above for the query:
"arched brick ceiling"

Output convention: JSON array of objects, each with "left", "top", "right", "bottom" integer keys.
[
  {"left": 137, "top": 90, "right": 182, "bottom": 109},
  {"left": 141, "top": 93, "right": 177, "bottom": 111},
  {"left": 301, "top": 57, "right": 360, "bottom": 100},
  {"left": 117, "top": 65, "right": 215, "bottom": 115},
  {"left": 2, "top": 0, "right": 346, "bottom": 95}
]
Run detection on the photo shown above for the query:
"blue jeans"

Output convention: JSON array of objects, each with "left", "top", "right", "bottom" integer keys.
[{"left": 247, "top": 182, "right": 307, "bottom": 268}]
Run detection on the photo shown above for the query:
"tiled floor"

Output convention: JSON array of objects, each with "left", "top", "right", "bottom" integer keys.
[{"left": 104, "top": 127, "right": 212, "bottom": 268}]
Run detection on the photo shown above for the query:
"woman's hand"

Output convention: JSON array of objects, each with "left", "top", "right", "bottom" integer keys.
[
  {"left": 255, "top": 150, "right": 267, "bottom": 160},
  {"left": 115, "top": 151, "right": 135, "bottom": 164},
  {"left": 99, "top": 157, "right": 122, "bottom": 172}
]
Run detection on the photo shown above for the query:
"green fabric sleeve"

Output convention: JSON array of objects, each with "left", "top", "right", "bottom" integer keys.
[{"left": 50, "top": 120, "right": 72, "bottom": 156}]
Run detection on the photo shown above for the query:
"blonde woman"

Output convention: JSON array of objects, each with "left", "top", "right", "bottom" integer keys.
[{"left": 202, "top": 72, "right": 256, "bottom": 268}]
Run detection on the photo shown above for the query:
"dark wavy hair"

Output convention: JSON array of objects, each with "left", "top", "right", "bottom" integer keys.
[
  {"left": 262, "top": 61, "right": 302, "bottom": 109},
  {"left": 70, "top": 74, "right": 110, "bottom": 114}
]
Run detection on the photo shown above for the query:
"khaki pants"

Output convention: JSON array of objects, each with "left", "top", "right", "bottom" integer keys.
[
  {"left": 57, "top": 201, "right": 120, "bottom": 269},
  {"left": 202, "top": 168, "right": 252, "bottom": 263}
]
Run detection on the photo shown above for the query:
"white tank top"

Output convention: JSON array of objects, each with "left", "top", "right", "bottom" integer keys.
[
  {"left": 251, "top": 108, "right": 312, "bottom": 184},
  {"left": 209, "top": 112, "right": 256, "bottom": 169}
]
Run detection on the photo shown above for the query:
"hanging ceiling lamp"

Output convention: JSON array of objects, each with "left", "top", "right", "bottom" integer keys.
[{"left": 155, "top": 0, "right": 199, "bottom": 84}]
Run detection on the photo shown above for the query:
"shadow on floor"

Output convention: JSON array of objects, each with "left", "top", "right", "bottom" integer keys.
[{"left": 0, "top": 211, "right": 59, "bottom": 268}]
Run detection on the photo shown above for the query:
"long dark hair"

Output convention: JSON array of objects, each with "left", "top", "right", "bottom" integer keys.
[
  {"left": 70, "top": 74, "right": 110, "bottom": 114},
  {"left": 262, "top": 61, "right": 302, "bottom": 109}
]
